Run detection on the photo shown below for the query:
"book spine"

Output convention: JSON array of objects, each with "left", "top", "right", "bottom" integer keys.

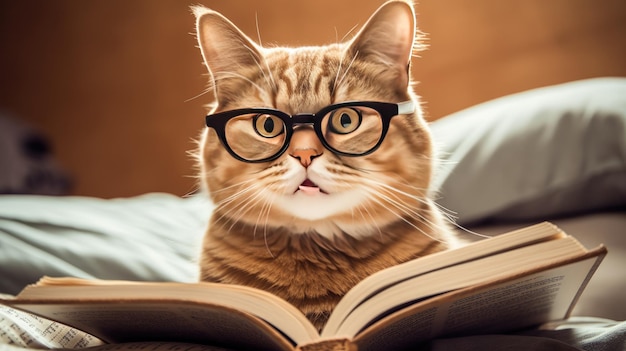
[{"left": 295, "top": 338, "right": 357, "bottom": 351}]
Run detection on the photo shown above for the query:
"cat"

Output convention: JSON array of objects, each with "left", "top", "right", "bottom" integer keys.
[{"left": 193, "top": 0, "right": 461, "bottom": 331}]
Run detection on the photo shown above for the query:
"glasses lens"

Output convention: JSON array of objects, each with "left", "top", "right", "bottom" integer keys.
[
  {"left": 224, "top": 113, "right": 287, "bottom": 161},
  {"left": 321, "top": 106, "right": 383, "bottom": 155}
]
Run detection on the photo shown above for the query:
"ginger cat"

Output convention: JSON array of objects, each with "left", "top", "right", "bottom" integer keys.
[{"left": 193, "top": 1, "right": 460, "bottom": 330}]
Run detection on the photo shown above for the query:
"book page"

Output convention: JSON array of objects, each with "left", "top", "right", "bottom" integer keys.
[
  {"left": 0, "top": 304, "right": 104, "bottom": 349},
  {"left": 15, "top": 279, "right": 318, "bottom": 345},
  {"left": 429, "top": 256, "right": 598, "bottom": 336},
  {"left": 354, "top": 254, "right": 603, "bottom": 351},
  {"left": 57, "top": 342, "right": 237, "bottom": 351},
  {"left": 323, "top": 222, "right": 562, "bottom": 335},
  {"left": 9, "top": 302, "right": 294, "bottom": 351},
  {"left": 330, "top": 237, "right": 583, "bottom": 337}
]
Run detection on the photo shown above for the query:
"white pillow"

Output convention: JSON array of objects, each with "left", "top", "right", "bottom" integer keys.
[
  {"left": 0, "top": 193, "right": 211, "bottom": 294},
  {"left": 431, "top": 77, "right": 626, "bottom": 225}
]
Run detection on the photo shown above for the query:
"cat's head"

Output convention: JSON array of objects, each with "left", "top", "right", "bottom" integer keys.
[{"left": 194, "top": 1, "right": 436, "bottom": 239}]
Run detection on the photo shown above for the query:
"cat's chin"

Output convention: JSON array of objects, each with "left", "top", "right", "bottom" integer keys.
[{"left": 274, "top": 188, "right": 368, "bottom": 222}]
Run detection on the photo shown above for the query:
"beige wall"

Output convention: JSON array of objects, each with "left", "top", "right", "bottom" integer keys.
[{"left": 1, "top": 0, "right": 625, "bottom": 198}]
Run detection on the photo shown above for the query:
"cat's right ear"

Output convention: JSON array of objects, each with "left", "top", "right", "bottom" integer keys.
[{"left": 192, "top": 6, "right": 263, "bottom": 102}]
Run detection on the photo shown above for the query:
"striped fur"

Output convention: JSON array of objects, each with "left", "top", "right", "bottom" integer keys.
[{"left": 194, "top": 1, "right": 460, "bottom": 330}]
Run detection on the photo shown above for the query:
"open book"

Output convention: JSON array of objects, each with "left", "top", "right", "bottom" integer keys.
[{"left": 1, "top": 222, "right": 606, "bottom": 351}]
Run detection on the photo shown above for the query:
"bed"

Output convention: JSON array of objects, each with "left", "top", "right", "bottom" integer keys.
[{"left": 1, "top": 77, "right": 625, "bottom": 350}]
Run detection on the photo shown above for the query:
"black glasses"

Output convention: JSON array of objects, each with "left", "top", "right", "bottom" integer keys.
[{"left": 204, "top": 100, "right": 415, "bottom": 163}]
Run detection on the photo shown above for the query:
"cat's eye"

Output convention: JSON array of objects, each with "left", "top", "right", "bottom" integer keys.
[
  {"left": 253, "top": 114, "right": 285, "bottom": 138},
  {"left": 328, "top": 108, "right": 362, "bottom": 134}
]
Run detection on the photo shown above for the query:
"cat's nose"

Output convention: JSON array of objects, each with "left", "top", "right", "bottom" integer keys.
[
  {"left": 290, "top": 148, "right": 321, "bottom": 168},
  {"left": 289, "top": 126, "right": 323, "bottom": 167}
]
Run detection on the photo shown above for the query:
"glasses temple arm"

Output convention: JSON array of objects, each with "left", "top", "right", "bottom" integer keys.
[{"left": 397, "top": 100, "right": 416, "bottom": 115}]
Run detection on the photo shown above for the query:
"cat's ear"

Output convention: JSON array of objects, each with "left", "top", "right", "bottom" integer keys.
[
  {"left": 348, "top": 1, "right": 416, "bottom": 87},
  {"left": 193, "top": 6, "right": 263, "bottom": 102}
]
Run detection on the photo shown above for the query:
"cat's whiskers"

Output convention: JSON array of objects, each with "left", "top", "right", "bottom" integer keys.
[
  {"left": 363, "top": 177, "right": 489, "bottom": 240},
  {"left": 353, "top": 201, "right": 383, "bottom": 239},
  {"left": 333, "top": 50, "right": 359, "bottom": 95},
  {"left": 363, "top": 178, "right": 431, "bottom": 207},
  {"left": 251, "top": 186, "right": 275, "bottom": 237},
  {"left": 216, "top": 189, "right": 256, "bottom": 217},
  {"left": 363, "top": 172, "right": 490, "bottom": 239},
  {"left": 212, "top": 184, "right": 259, "bottom": 219},
  {"left": 254, "top": 13, "right": 263, "bottom": 46},
  {"left": 370, "top": 197, "right": 445, "bottom": 244},
  {"left": 185, "top": 84, "right": 217, "bottom": 103},
  {"left": 259, "top": 57, "right": 278, "bottom": 95},
  {"left": 215, "top": 176, "right": 279, "bottom": 257},
  {"left": 244, "top": 44, "right": 278, "bottom": 95},
  {"left": 252, "top": 195, "right": 268, "bottom": 239},
  {"left": 430, "top": 201, "right": 491, "bottom": 239},
  {"left": 365, "top": 190, "right": 447, "bottom": 244},
  {"left": 324, "top": 173, "right": 421, "bottom": 239},
  {"left": 213, "top": 182, "right": 263, "bottom": 227},
  {"left": 428, "top": 200, "right": 458, "bottom": 223},
  {"left": 340, "top": 24, "right": 360, "bottom": 43},
  {"left": 331, "top": 50, "right": 346, "bottom": 96},
  {"left": 210, "top": 177, "right": 257, "bottom": 196},
  {"left": 368, "top": 184, "right": 435, "bottom": 228},
  {"left": 211, "top": 173, "right": 298, "bottom": 248},
  {"left": 259, "top": 193, "right": 278, "bottom": 258},
  {"left": 358, "top": 177, "right": 450, "bottom": 239},
  {"left": 224, "top": 188, "right": 265, "bottom": 225},
  {"left": 339, "top": 167, "right": 432, "bottom": 206},
  {"left": 213, "top": 71, "right": 272, "bottom": 102},
  {"left": 388, "top": 196, "right": 444, "bottom": 236}
]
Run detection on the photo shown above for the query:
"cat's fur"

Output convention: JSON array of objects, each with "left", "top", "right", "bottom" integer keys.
[{"left": 193, "top": 0, "right": 460, "bottom": 330}]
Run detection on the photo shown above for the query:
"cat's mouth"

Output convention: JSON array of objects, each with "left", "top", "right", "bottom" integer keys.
[{"left": 297, "top": 179, "right": 327, "bottom": 195}]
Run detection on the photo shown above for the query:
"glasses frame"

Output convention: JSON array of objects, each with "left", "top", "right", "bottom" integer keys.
[{"left": 204, "top": 100, "right": 415, "bottom": 163}]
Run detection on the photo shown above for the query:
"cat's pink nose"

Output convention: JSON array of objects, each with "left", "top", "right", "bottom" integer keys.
[{"left": 290, "top": 148, "right": 321, "bottom": 168}]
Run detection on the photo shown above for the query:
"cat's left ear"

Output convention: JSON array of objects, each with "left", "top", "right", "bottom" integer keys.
[{"left": 348, "top": 0, "right": 416, "bottom": 88}]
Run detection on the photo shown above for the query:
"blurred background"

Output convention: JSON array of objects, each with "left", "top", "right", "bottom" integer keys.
[{"left": 1, "top": 0, "right": 625, "bottom": 198}]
